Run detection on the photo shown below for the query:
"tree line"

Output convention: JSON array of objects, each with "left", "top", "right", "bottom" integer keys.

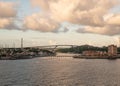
[{"left": 56, "top": 45, "right": 114, "bottom": 54}]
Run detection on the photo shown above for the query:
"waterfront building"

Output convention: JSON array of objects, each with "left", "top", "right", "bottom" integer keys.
[
  {"left": 108, "top": 45, "right": 117, "bottom": 56},
  {"left": 82, "top": 50, "right": 107, "bottom": 56}
]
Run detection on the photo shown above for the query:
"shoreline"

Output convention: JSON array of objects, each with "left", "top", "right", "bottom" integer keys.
[
  {"left": 73, "top": 55, "right": 120, "bottom": 59},
  {"left": 1, "top": 54, "right": 120, "bottom": 60},
  {"left": 0, "top": 55, "right": 55, "bottom": 60}
]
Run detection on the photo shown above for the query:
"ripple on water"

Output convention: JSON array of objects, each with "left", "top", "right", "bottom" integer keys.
[{"left": 0, "top": 57, "right": 120, "bottom": 86}]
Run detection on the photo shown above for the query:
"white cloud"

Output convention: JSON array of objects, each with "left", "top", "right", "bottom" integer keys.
[
  {"left": 30, "top": 0, "right": 118, "bottom": 24},
  {"left": 76, "top": 13, "right": 120, "bottom": 36},
  {"left": 0, "top": 1, "right": 17, "bottom": 29},
  {"left": 0, "top": 18, "right": 12, "bottom": 28},
  {"left": 107, "top": 14, "right": 120, "bottom": 26},
  {"left": 0, "top": 0, "right": 120, "bottom": 35},
  {"left": 77, "top": 25, "right": 120, "bottom": 36},
  {"left": 29, "top": 0, "right": 120, "bottom": 35},
  {"left": 0, "top": 1, "right": 16, "bottom": 18},
  {"left": 24, "top": 13, "right": 60, "bottom": 32}
]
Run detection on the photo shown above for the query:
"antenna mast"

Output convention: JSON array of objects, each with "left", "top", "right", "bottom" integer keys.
[
  {"left": 21, "top": 38, "right": 23, "bottom": 49},
  {"left": 119, "top": 37, "right": 120, "bottom": 48}
]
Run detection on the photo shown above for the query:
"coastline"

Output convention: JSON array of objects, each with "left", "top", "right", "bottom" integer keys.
[
  {"left": 73, "top": 55, "right": 120, "bottom": 59},
  {"left": 0, "top": 55, "right": 54, "bottom": 60}
]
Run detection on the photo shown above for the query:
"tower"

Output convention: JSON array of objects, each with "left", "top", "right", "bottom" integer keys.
[
  {"left": 119, "top": 37, "right": 120, "bottom": 48},
  {"left": 21, "top": 38, "right": 23, "bottom": 49}
]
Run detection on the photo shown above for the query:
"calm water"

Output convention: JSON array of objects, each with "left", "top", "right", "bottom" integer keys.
[{"left": 0, "top": 57, "right": 120, "bottom": 86}]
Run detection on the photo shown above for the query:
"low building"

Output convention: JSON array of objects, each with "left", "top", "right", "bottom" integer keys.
[{"left": 82, "top": 50, "right": 107, "bottom": 56}]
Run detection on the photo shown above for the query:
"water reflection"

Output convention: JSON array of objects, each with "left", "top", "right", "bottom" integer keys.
[{"left": 0, "top": 57, "right": 120, "bottom": 86}]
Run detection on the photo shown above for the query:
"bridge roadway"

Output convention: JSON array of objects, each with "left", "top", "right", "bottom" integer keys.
[
  {"left": 35, "top": 45, "right": 78, "bottom": 48},
  {"left": 33, "top": 45, "right": 79, "bottom": 52},
  {"left": 25, "top": 45, "right": 80, "bottom": 54}
]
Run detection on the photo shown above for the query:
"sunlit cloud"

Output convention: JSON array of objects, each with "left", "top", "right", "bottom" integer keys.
[
  {"left": 27, "top": 0, "right": 120, "bottom": 35},
  {"left": 77, "top": 25, "right": 120, "bottom": 36},
  {"left": 0, "top": 1, "right": 18, "bottom": 29},
  {"left": 0, "top": 0, "right": 120, "bottom": 36},
  {"left": 106, "top": 14, "right": 120, "bottom": 25},
  {"left": 23, "top": 13, "right": 60, "bottom": 32}
]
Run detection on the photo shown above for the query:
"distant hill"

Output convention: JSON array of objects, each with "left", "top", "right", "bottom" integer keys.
[{"left": 56, "top": 45, "right": 108, "bottom": 54}]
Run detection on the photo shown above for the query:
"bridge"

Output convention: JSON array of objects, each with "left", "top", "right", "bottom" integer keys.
[
  {"left": 32, "top": 45, "right": 78, "bottom": 52},
  {"left": 0, "top": 45, "right": 80, "bottom": 58},
  {"left": 34, "top": 45, "right": 78, "bottom": 49}
]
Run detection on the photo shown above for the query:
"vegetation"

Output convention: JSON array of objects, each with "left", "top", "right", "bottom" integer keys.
[
  {"left": 0, "top": 48, "right": 55, "bottom": 59},
  {"left": 117, "top": 47, "right": 120, "bottom": 54},
  {"left": 56, "top": 45, "right": 108, "bottom": 54}
]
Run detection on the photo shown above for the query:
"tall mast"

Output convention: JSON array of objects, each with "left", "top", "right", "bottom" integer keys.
[
  {"left": 21, "top": 38, "right": 23, "bottom": 49},
  {"left": 119, "top": 37, "right": 120, "bottom": 48}
]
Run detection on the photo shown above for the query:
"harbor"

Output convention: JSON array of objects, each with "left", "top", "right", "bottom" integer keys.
[
  {"left": 73, "top": 55, "right": 120, "bottom": 59},
  {"left": 1, "top": 44, "right": 120, "bottom": 60},
  {"left": 73, "top": 45, "right": 120, "bottom": 59},
  {"left": 0, "top": 48, "right": 55, "bottom": 60}
]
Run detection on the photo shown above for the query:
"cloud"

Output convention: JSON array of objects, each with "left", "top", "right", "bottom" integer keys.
[
  {"left": 0, "top": 1, "right": 17, "bottom": 29},
  {"left": 77, "top": 13, "right": 120, "bottom": 36},
  {"left": 0, "top": 18, "right": 12, "bottom": 28},
  {"left": 77, "top": 25, "right": 120, "bottom": 36},
  {"left": 29, "top": 0, "right": 120, "bottom": 35},
  {"left": 0, "top": 2, "right": 16, "bottom": 18},
  {"left": 107, "top": 14, "right": 120, "bottom": 26},
  {"left": 24, "top": 13, "right": 60, "bottom": 32},
  {"left": 1, "top": 0, "right": 119, "bottom": 35},
  {"left": 30, "top": 0, "right": 118, "bottom": 24}
]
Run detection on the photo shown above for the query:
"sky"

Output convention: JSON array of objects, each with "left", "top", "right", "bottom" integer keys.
[{"left": 0, "top": 0, "right": 120, "bottom": 48}]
